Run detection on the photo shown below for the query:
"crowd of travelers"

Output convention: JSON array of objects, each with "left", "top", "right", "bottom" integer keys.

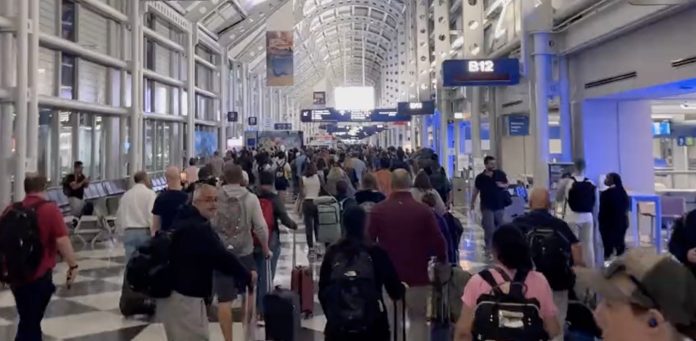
[{"left": 1, "top": 145, "right": 696, "bottom": 341}]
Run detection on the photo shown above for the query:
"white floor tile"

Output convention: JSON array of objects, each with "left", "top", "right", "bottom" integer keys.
[
  {"left": 65, "top": 291, "right": 122, "bottom": 311},
  {"left": 41, "top": 311, "right": 147, "bottom": 339}
]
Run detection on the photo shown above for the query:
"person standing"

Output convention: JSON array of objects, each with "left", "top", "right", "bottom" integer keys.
[
  {"left": 62, "top": 161, "right": 91, "bottom": 216},
  {"left": 158, "top": 183, "right": 252, "bottom": 341},
  {"left": 1, "top": 174, "right": 79, "bottom": 340},
  {"left": 212, "top": 164, "right": 271, "bottom": 341},
  {"left": 151, "top": 166, "right": 189, "bottom": 235},
  {"left": 514, "top": 187, "right": 585, "bottom": 341},
  {"left": 116, "top": 171, "right": 157, "bottom": 260},
  {"left": 368, "top": 169, "right": 447, "bottom": 341},
  {"left": 209, "top": 151, "right": 225, "bottom": 179},
  {"left": 557, "top": 159, "right": 597, "bottom": 268},
  {"left": 599, "top": 172, "right": 630, "bottom": 260},
  {"left": 470, "top": 156, "right": 509, "bottom": 252}
]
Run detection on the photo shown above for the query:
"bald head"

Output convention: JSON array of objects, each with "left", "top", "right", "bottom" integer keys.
[
  {"left": 391, "top": 169, "right": 412, "bottom": 191},
  {"left": 529, "top": 187, "right": 551, "bottom": 210},
  {"left": 165, "top": 166, "right": 182, "bottom": 189}
]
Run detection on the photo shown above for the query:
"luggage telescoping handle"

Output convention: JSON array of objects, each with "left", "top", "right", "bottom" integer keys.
[
  {"left": 292, "top": 228, "right": 297, "bottom": 268},
  {"left": 265, "top": 258, "right": 273, "bottom": 293}
]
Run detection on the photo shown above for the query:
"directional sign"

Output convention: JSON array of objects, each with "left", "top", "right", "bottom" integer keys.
[{"left": 300, "top": 108, "right": 411, "bottom": 123}]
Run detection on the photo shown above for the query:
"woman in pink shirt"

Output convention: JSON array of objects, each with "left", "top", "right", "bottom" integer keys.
[{"left": 454, "top": 225, "right": 561, "bottom": 341}]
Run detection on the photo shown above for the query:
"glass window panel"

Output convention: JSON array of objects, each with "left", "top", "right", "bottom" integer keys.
[
  {"left": 144, "top": 79, "right": 153, "bottom": 112},
  {"left": 60, "top": 54, "right": 76, "bottom": 99},
  {"left": 38, "top": 108, "right": 54, "bottom": 182},
  {"left": 154, "top": 82, "right": 169, "bottom": 114},
  {"left": 93, "top": 116, "right": 103, "bottom": 180},
  {"left": 78, "top": 59, "right": 107, "bottom": 104},
  {"left": 40, "top": 0, "right": 56, "bottom": 35},
  {"left": 144, "top": 120, "right": 154, "bottom": 171},
  {"left": 38, "top": 48, "right": 56, "bottom": 96},
  {"left": 78, "top": 114, "right": 93, "bottom": 176},
  {"left": 79, "top": 7, "right": 108, "bottom": 55},
  {"left": 59, "top": 112, "right": 73, "bottom": 176},
  {"left": 61, "top": 0, "right": 75, "bottom": 41}
]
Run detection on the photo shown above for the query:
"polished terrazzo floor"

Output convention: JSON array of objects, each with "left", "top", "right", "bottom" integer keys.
[{"left": 0, "top": 206, "right": 486, "bottom": 340}]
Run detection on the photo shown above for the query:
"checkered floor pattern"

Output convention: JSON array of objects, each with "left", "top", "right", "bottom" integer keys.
[{"left": 0, "top": 206, "right": 487, "bottom": 340}]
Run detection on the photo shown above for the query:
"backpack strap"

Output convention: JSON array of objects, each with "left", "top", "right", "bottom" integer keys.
[
  {"left": 492, "top": 266, "right": 513, "bottom": 283},
  {"left": 509, "top": 268, "right": 530, "bottom": 299},
  {"left": 478, "top": 270, "right": 504, "bottom": 296}
]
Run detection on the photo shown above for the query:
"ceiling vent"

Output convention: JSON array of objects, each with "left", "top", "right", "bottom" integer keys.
[{"left": 584, "top": 71, "right": 637, "bottom": 89}]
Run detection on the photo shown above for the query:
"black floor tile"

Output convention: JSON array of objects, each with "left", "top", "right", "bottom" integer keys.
[
  {"left": 0, "top": 299, "right": 98, "bottom": 320},
  {"left": 62, "top": 325, "right": 149, "bottom": 341}
]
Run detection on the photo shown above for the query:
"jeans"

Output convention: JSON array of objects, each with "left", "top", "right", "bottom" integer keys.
[
  {"left": 123, "top": 228, "right": 151, "bottom": 261},
  {"left": 570, "top": 221, "right": 596, "bottom": 268},
  {"left": 302, "top": 200, "right": 319, "bottom": 248},
  {"left": 481, "top": 209, "right": 504, "bottom": 251},
  {"left": 253, "top": 230, "right": 281, "bottom": 315},
  {"left": 11, "top": 272, "right": 55, "bottom": 341},
  {"left": 385, "top": 286, "right": 429, "bottom": 341},
  {"left": 552, "top": 290, "right": 569, "bottom": 341}
]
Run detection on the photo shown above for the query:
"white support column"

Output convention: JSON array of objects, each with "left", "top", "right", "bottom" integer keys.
[
  {"left": 119, "top": 20, "right": 128, "bottom": 177},
  {"left": 14, "top": 0, "right": 29, "bottom": 199},
  {"left": 26, "top": 0, "right": 39, "bottom": 172},
  {"left": 0, "top": 0, "right": 15, "bottom": 206},
  {"left": 219, "top": 53, "right": 229, "bottom": 153},
  {"left": 559, "top": 56, "right": 572, "bottom": 161},
  {"left": 433, "top": 0, "right": 450, "bottom": 174},
  {"left": 463, "top": 0, "right": 484, "bottom": 159},
  {"left": 186, "top": 25, "right": 196, "bottom": 159}
]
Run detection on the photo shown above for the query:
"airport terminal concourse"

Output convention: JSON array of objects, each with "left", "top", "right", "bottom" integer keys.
[{"left": 1, "top": 0, "right": 696, "bottom": 340}]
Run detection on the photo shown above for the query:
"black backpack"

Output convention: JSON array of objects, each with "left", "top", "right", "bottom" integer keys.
[
  {"left": 472, "top": 268, "right": 548, "bottom": 341},
  {"left": 125, "top": 230, "right": 175, "bottom": 298},
  {"left": 567, "top": 178, "right": 596, "bottom": 213},
  {"left": 324, "top": 248, "right": 383, "bottom": 334},
  {"left": 527, "top": 227, "right": 575, "bottom": 291},
  {"left": 0, "top": 202, "right": 47, "bottom": 284},
  {"left": 275, "top": 161, "right": 287, "bottom": 180}
]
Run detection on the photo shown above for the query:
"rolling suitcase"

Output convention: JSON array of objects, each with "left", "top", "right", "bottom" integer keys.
[
  {"left": 263, "top": 259, "right": 301, "bottom": 341},
  {"left": 290, "top": 230, "right": 314, "bottom": 317},
  {"left": 119, "top": 276, "right": 155, "bottom": 317},
  {"left": 314, "top": 196, "right": 342, "bottom": 243}
]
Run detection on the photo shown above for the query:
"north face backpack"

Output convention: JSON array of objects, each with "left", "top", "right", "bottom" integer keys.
[
  {"left": 0, "top": 202, "right": 47, "bottom": 284},
  {"left": 212, "top": 191, "right": 249, "bottom": 251},
  {"left": 567, "top": 178, "right": 596, "bottom": 213},
  {"left": 527, "top": 227, "right": 575, "bottom": 291},
  {"left": 472, "top": 268, "right": 548, "bottom": 341},
  {"left": 324, "top": 249, "right": 382, "bottom": 334},
  {"left": 275, "top": 161, "right": 288, "bottom": 180}
]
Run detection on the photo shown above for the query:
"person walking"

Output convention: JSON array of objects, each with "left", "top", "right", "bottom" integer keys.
[
  {"left": 354, "top": 173, "right": 386, "bottom": 210},
  {"left": 212, "top": 164, "right": 271, "bottom": 341},
  {"left": 1, "top": 174, "right": 79, "bottom": 340},
  {"left": 151, "top": 166, "right": 189, "bottom": 235},
  {"left": 116, "top": 171, "right": 157, "bottom": 260},
  {"left": 599, "top": 172, "right": 630, "bottom": 260},
  {"left": 514, "top": 187, "right": 585, "bottom": 341},
  {"left": 158, "top": 183, "right": 252, "bottom": 341},
  {"left": 273, "top": 152, "right": 292, "bottom": 202},
  {"left": 411, "top": 171, "right": 447, "bottom": 216},
  {"left": 557, "top": 159, "right": 597, "bottom": 268},
  {"left": 373, "top": 158, "right": 393, "bottom": 196},
  {"left": 184, "top": 158, "right": 199, "bottom": 185},
  {"left": 319, "top": 206, "right": 406, "bottom": 341},
  {"left": 368, "top": 169, "right": 447, "bottom": 341},
  {"left": 300, "top": 163, "right": 322, "bottom": 257},
  {"left": 208, "top": 151, "right": 225, "bottom": 179},
  {"left": 470, "top": 156, "right": 509, "bottom": 253}
]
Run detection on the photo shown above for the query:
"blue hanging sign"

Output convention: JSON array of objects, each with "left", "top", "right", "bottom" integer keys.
[
  {"left": 508, "top": 115, "right": 530, "bottom": 136},
  {"left": 442, "top": 58, "right": 521, "bottom": 87}
]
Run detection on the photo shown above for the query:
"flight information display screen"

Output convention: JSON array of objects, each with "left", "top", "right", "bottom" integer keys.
[{"left": 300, "top": 108, "right": 410, "bottom": 123}]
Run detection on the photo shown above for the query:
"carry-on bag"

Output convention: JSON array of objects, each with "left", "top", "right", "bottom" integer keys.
[
  {"left": 314, "top": 196, "right": 341, "bottom": 243},
  {"left": 289, "top": 230, "right": 314, "bottom": 317},
  {"left": 119, "top": 276, "right": 155, "bottom": 317},
  {"left": 263, "top": 259, "right": 301, "bottom": 341}
]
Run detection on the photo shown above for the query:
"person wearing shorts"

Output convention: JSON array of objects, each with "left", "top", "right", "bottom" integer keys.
[{"left": 213, "top": 254, "right": 257, "bottom": 303}]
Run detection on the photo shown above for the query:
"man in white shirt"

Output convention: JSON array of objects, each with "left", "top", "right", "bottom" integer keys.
[
  {"left": 557, "top": 159, "right": 597, "bottom": 268},
  {"left": 116, "top": 171, "right": 157, "bottom": 260}
]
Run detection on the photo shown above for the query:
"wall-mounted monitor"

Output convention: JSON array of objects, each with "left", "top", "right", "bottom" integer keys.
[{"left": 652, "top": 120, "right": 671, "bottom": 136}]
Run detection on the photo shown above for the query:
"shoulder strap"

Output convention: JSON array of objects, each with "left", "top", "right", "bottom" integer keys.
[
  {"left": 478, "top": 270, "right": 504, "bottom": 296},
  {"left": 509, "top": 268, "right": 530, "bottom": 299},
  {"left": 493, "top": 266, "right": 513, "bottom": 282}
]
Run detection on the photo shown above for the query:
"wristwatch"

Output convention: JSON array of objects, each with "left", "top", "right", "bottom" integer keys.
[{"left": 69, "top": 264, "right": 79, "bottom": 270}]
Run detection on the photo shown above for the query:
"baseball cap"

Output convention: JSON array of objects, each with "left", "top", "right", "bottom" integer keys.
[{"left": 576, "top": 248, "right": 696, "bottom": 329}]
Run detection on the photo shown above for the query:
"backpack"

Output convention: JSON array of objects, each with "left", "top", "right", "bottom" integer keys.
[
  {"left": 429, "top": 261, "right": 472, "bottom": 324},
  {"left": 212, "top": 191, "right": 249, "bottom": 251},
  {"left": 324, "top": 248, "right": 383, "bottom": 334},
  {"left": 126, "top": 230, "right": 175, "bottom": 298},
  {"left": 0, "top": 202, "right": 47, "bottom": 284},
  {"left": 472, "top": 268, "right": 548, "bottom": 341},
  {"left": 315, "top": 196, "right": 342, "bottom": 244},
  {"left": 253, "top": 198, "right": 275, "bottom": 247},
  {"left": 567, "top": 178, "right": 596, "bottom": 213},
  {"left": 527, "top": 227, "right": 575, "bottom": 291},
  {"left": 275, "top": 161, "right": 288, "bottom": 180}
]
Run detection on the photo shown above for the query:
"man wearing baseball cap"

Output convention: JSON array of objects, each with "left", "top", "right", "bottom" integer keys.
[{"left": 576, "top": 247, "right": 696, "bottom": 341}]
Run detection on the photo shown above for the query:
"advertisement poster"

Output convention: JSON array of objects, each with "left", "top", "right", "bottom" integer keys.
[
  {"left": 266, "top": 31, "right": 294, "bottom": 86},
  {"left": 195, "top": 130, "right": 218, "bottom": 158},
  {"left": 256, "top": 131, "right": 304, "bottom": 150},
  {"left": 313, "top": 91, "right": 326, "bottom": 105}
]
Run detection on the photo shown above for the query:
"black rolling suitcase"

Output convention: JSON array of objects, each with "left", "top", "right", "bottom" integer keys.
[
  {"left": 263, "top": 259, "right": 301, "bottom": 341},
  {"left": 119, "top": 277, "right": 155, "bottom": 317}
]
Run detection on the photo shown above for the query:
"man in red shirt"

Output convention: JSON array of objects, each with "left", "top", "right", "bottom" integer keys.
[
  {"left": 3, "top": 174, "right": 78, "bottom": 340},
  {"left": 368, "top": 169, "right": 447, "bottom": 341}
]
